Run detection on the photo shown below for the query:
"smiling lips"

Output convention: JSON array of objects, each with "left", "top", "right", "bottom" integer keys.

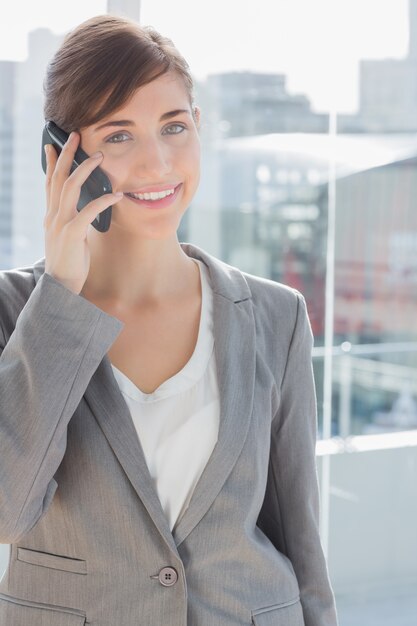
[
  {"left": 126, "top": 188, "right": 176, "bottom": 201},
  {"left": 123, "top": 183, "right": 183, "bottom": 209}
]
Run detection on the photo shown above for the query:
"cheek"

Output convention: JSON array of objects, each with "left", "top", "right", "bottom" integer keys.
[
  {"left": 183, "top": 141, "right": 201, "bottom": 174},
  {"left": 99, "top": 159, "right": 126, "bottom": 189}
]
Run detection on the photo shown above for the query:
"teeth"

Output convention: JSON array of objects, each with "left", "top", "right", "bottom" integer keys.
[{"left": 129, "top": 187, "right": 176, "bottom": 200}]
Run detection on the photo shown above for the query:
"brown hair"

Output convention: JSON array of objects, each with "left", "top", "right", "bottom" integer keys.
[{"left": 43, "top": 14, "right": 197, "bottom": 133}]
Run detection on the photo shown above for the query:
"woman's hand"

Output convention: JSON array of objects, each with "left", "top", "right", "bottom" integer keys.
[{"left": 43, "top": 131, "right": 122, "bottom": 295}]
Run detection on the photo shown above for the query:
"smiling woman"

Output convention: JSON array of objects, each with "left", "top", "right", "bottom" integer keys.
[
  {"left": 76, "top": 70, "right": 201, "bottom": 257},
  {"left": 0, "top": 13, "right": 338, "bottom": 626}
]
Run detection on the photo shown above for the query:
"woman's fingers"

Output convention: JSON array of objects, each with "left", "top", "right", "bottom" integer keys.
[
  {"left": 66, "top": 191, "right": 123, "bottom": 235},
  {"left": 45, "top": 131, "right": 116, "bottom": 225},
  {"left": 48, "top": 131, "right": 80, "bottom": 219},
  {"left": 43, "top": 128, "right": 122, "bottom": 295},
  {"left": 55, "top": 150, "right": 106, "bottom": 224},
  {"left": 44, "top": 143, "right": 58, "bottom": 217}
]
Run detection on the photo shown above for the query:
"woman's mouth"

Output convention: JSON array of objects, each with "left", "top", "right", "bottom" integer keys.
[{"left": 123, "top": 183, "right": 183, "bottom": 209}]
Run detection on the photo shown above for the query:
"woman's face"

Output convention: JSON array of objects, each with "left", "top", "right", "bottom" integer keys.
[{"left": 80, "top": 71, "right": 201, "bottom": 239}]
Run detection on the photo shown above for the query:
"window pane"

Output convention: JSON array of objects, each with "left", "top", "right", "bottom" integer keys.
[
  {"left": 1, "top": 1, "right": 416, "bottom": 623},
  {"left": 141, "top": 0, "right": 417, "bottom": 623}
]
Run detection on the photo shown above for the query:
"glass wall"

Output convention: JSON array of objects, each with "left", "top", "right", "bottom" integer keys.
[
  {"left": 140, "top": 0, "right": 417, "bottom": 624},
  {"left": 1, "top": 1, "right": 416, "bottom": 624}
]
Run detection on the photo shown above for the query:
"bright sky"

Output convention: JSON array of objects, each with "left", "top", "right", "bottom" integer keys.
[{"left": 1, "top": 0, "right": 410, "bottom": 113}]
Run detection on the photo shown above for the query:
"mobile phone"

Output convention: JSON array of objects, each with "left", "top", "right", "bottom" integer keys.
[{"left": 41, "top": 120, "right": 113, "bottom": 233}]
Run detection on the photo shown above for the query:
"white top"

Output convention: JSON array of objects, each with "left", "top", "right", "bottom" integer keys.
[{"left": 110, "top": 259, "right": 220, "bottom": 531}]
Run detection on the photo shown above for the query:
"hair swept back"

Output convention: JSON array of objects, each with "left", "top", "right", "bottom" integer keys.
[{"left": 43, "top": 14, "right": 196, "bottom": 132}]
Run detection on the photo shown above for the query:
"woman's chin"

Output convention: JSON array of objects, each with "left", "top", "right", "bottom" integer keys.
[{"left": 111, "top": 213, "right": 184, "bottom": 240}]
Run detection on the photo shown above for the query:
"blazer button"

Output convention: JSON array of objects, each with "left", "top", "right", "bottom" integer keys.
[{"left": 158, "top": 566, "right": 178, "bottom": 587}]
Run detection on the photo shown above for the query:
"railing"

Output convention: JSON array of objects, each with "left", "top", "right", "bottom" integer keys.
[{"left": 313, "top": 341, "right": 417, "bottom": 438}]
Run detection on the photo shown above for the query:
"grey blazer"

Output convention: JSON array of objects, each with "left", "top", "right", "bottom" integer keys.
[{"left": 0, "top": 242, "right": 338, "bottom": 626}]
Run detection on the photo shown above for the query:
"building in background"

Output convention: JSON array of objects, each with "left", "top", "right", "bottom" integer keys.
[
  {"left": 11, "top": 29, "right": 62, "bottom": 268},
  {"left": 192, "top": 133, "right": 417, "bottom": 341},
  {"left": 339, "top": 0, "right": 417, "bottom": 132},
  {"left": 200, "top": 71, "right": 328, "bottom": 138}
]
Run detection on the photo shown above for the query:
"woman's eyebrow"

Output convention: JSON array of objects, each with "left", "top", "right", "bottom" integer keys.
[{"left": 93, "top": 109, "right": 191, "bottom": 132}]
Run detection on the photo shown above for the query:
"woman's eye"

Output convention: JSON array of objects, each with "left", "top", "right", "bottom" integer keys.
[
  {"left": 104, "top": 124, "right": 185, "bottom": 144},
  {"left": 163, "top": 124, "right": 186, "bottom": 135},
  {"left": 105, "top": 132, "right": 130, "bottom": 144}
]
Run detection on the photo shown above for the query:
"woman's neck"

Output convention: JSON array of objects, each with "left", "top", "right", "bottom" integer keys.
[{"left": 80, "top": 227, "right": 199, "bottom": 311}]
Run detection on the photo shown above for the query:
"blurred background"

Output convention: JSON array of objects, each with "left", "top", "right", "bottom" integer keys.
[{"left": 1, "top": 0, "right": 416, "bottom": 624}]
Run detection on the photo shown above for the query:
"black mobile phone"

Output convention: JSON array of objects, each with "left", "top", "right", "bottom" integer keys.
[{"left": 41, "top": 120, "right": 113, "bottom": 233}]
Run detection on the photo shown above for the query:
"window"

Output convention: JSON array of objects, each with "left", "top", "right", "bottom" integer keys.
[
  {"left": 141, "top": 0, "right": 417, "bottom": 622},
  {"left": 1, "top": 1, "right": 416, "bottom": 622}
]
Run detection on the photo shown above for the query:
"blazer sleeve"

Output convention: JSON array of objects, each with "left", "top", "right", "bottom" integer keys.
[
  {"left": 0, "top": 271, "right": 124, "bottom": 544},
  {"left": 257, "top": 292, "right": 339, "bottom": 626}
]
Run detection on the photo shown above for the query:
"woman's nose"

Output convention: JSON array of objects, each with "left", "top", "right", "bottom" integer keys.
[{"left": 132, "top": 138, "right": 171, "bottom": 178}]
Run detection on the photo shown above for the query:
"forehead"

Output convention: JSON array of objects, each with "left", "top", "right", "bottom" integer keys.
[{"left": 116, "top": 72, "right": 189, "bottom": 114}]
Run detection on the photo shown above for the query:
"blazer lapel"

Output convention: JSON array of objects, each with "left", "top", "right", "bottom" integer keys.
[
  {"left": 170, "top": 243, "right": 256, "bottom": 547},
  {"left": 84, "top": 356, "right": 180, "bottom": 554},
  {"left": 172, "top": 286, "right": 256, "bottom": 547},
  {"left": 32, "top": 243, "right": 256, "bottom": 551}
]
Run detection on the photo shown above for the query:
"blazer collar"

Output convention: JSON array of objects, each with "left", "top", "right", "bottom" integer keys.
[
  {"left": 32, "top": 243, "right": 256, "bottom": 556},
  {"left": 180, "top": 242, "right": 252, "bottom": 303}
]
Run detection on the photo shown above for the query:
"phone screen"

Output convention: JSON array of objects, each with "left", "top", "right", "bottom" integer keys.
[{"left": 41, "top": 120, "right": 113, "bottom": 233}]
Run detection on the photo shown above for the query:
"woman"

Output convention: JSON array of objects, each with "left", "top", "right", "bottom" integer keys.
[{"left": 0, "top": 14, "right": 338, "bottom": 626}]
